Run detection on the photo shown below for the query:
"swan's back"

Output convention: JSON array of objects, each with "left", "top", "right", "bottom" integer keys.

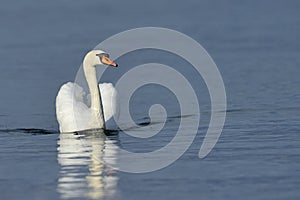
[
  {"left": 56, "top": 82, "right": 119, "bottom": 132},
  {"left": 99, "top": 83, "right": 119, "bottom": 129}
]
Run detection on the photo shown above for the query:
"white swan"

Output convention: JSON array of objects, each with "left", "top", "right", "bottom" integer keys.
[{"left": 56, "top": 50, "right": 119, "bottom": 133}]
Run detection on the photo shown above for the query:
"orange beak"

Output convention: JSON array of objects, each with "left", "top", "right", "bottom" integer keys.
[{"left": 101, "top": 56, "right": 118, "bottom": 67}]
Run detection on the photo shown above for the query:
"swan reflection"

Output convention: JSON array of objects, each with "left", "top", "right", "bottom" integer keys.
[{"left": 57, "top": 129, "right": 119, "bottom": 199}]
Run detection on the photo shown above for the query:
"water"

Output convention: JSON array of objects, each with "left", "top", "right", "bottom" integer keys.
[{"left": 1, "top": 0, "right": 300, "bottom": 199}]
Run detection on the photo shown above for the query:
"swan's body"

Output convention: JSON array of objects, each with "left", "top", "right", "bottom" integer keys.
[{"left": 56, "top": 50, "right": 118, "bottom": 133}]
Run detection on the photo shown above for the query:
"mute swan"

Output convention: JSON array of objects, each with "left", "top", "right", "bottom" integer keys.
[{"left": 56, "top": 50, "right": 118, "bottom": 133}]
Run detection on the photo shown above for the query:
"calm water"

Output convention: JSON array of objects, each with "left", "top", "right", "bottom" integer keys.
[{"left": 1, "top": 0, "right": 300, "bottom": 199}]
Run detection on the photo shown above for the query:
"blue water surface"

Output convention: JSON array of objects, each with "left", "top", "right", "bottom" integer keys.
[{"left": 0, "top": 0, "right": 299, "bottom": 199}]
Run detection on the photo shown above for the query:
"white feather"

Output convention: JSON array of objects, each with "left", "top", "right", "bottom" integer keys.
[{"left": 56, "top": 82, "right": 119, "bottom": 132}]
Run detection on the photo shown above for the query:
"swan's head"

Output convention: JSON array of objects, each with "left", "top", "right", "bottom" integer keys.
[{"left": 84, "top": 50, "right": 118, "bottom": 67}]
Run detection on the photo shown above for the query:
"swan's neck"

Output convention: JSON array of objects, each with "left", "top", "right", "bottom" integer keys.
[{"left": 83, "top": 59, "right": 106, "bottom": 129}]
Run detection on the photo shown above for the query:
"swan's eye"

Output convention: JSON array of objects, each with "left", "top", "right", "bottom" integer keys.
[{"left": 96, "top": 53, "right": 109, "bottom": 64}]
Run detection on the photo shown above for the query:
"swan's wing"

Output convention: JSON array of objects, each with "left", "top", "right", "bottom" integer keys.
[
  {"left": 99, "top": 83, "right": 119, "bottom": 129},
  {"left": 56, "top": 82, "right": 89, "bottom": 132}
]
